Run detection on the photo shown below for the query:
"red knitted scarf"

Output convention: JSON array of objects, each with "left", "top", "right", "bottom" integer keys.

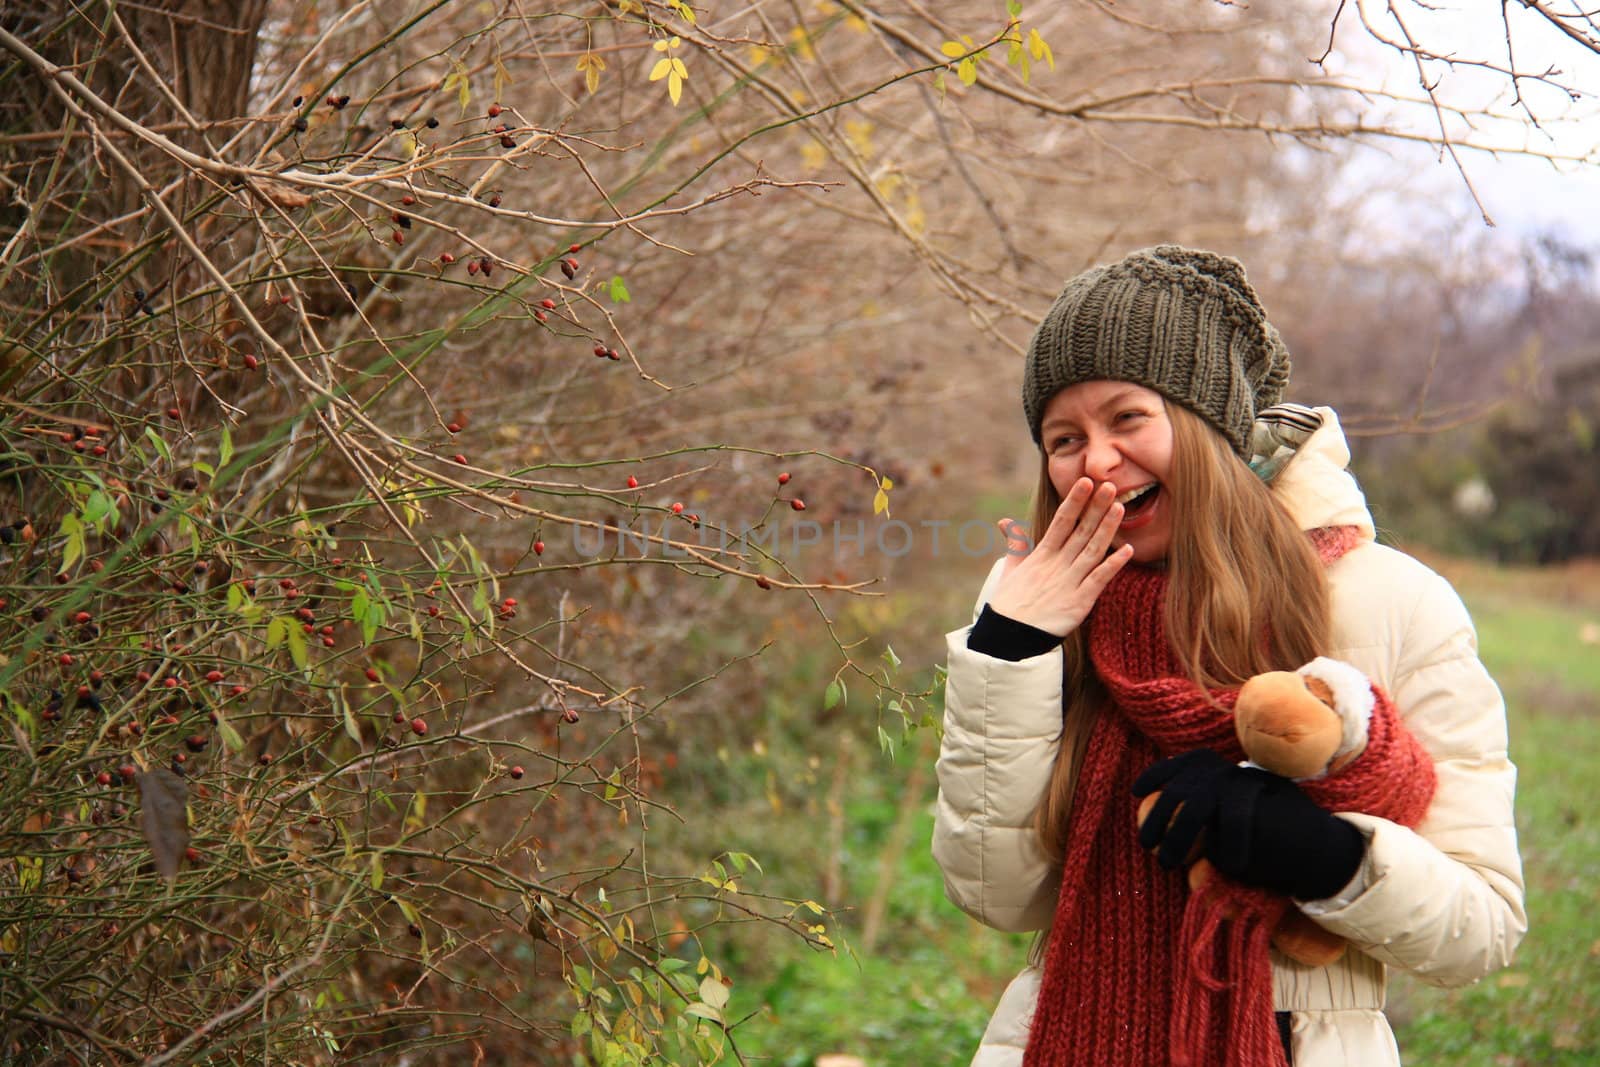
[{"left": 1023, "top": 528, "right": 1437, "bottom": 1067}]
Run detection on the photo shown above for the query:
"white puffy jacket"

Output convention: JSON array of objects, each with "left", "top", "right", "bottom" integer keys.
[{"left": 932, "top": 409, "right": 1526, "bottom": 1066}]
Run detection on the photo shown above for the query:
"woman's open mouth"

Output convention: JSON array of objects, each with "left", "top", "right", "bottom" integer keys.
[{"left": 1115, "top": 483, "right": 1161, "bottom": 528}]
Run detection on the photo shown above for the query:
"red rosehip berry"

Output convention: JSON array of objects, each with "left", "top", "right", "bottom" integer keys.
[
  {"left": 671, "top": 502, "right": 684, "bottom": 514},
  {"left": 466, "top": 260, "right": 479, "bottom": 276},
  {"left": 540, "top": 298, "right": 556, "bottom": 310},
  {"left": 243, "top": 353, "right": 259, "bottom": 370},
  {"left": 534, "top": 310, "right": 547, "bottom": 323},
  {"left": 136, "top": 671, "right": 151, "bottom": 683},
  {"left": 510, "top": 765, "right": 525, "bottom": 779},
  {"left": 428, "top": 605, "right": 441, "bottom": 617},
  {"left": 205, "top": 670, "right": 224, "bottom": 683},
  {"left": 258, "top": 752, "right": 272, "bottom": 766},
  {"left": 453, "top": 454, "right": 467, "bottom": 465},
  {"left": 626, "top": 475, "right": 638, "bottom": 488},
  {"left": 365, "top": 668, "right": 381, "bottom": 683},
  {"left": 568, "top": 243, "right": 581, "bottom": 253},
  {"left": 96, "top": 771, "right": 113, "bottom": 786},
  {"left": 401, "top": 194, "right": 416, "bottom": 206},
  {"left": 393, "top": 711, "right": 406, "bottom": 724},
  {"left": 790, "top": 498, "right": 806, "bottom": 511},
  {"left": 447, "top": 422, "right": 462, "bottom": 434},
  {"left": 118, "top": 765, "right": 136, "bottom": 782},
  {"left": 440, "top": 252, "right": 455, "bottom": 265},
  {"left": 777, "top": 472, "right": 791, "bottom": 485},
  {"left": 322, "top": 636, "right": 335, "bottom": 648},
  {"left": 185, "top": 847, "right": 200, "bottom": 863},
  {"left": 166, "top": 407, "right": 181, "bottom": 419},
  {"left": 58, "top": 653, "right": 73, "bottom": 667},
  {"left": 487, "top": 103, "right": 503, "bottom": 118},
  {"left": 164, "top": 676, "right": 179, "bottom": 688},
  {"left": 533, "top": 540, "right": 545, "bottom": 555},
  {"left": 755, "top": 575, "right": 772, "bottom": 589},
  {"left": 410, "top": 717, "right": 428, "bottom": 736},
  {"left": 230, "top": 685, "right": 247, "bottom": 697}
]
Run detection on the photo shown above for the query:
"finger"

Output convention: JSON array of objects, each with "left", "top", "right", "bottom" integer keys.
[
  {"left": 997, "top": 518, "right": 1031, "bottom": 573},
  {"left": 1061, "top": 481, "right": 1118, "bottom": 556},
  {"left": 1157, "top": 795, "right": 1214, "bottom": 870},
  {"left": 1131, "top": 753, "right": 1191, "bottom": 797},
  {"left": 1137, "top": 791, "right": 1183, "bottom": 851},
  {"left": 1079, "top": 543, "right": 1135, "bottom": 600},
  {"left": 1082, "top": 496, "right": 1127, "bottom": 559},
  {"left": 1035, "top": 478, "right": 1094, "bottom": 552}
]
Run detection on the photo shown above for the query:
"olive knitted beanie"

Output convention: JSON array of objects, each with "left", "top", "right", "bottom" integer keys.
[{"left": 1022, "top": 245, "right": 1292, "bottom": 456}]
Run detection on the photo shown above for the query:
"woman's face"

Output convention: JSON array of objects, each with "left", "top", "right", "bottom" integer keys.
[{"left": 1040, "top": 380, "right": 1175, "bottom": 563}]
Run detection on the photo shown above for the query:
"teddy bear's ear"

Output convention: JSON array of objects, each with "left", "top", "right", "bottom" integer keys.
[{"left": 1234, "top": 671, "right": 1343, "bottom": 780}]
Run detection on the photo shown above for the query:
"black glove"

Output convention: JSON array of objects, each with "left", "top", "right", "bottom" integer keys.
[{"left": 1133, "top": 749, "right": 1367, "bottom": 901}]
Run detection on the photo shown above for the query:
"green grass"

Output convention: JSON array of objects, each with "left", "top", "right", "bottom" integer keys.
[{"left": 685, "top": 554, "right": 1600, "bottom": 1066}]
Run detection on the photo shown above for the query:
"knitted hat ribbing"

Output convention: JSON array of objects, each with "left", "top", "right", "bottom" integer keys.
[{"left": 1022, "top": 245, "right": 1291, "bottom": 456}]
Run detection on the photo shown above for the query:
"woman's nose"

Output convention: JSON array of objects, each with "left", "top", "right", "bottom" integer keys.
[{"left": 1082, "top": 434, "right": 1121, "bottom": 482}]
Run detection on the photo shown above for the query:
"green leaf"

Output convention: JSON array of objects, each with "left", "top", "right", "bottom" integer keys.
[
  {"left": 58, "top": 514, "right": 84, "bottom": 572},
  {"left": 1006, "top": 0, "right": 1022, "bottom": 15},
  {"left": 219, "top": 425, "right": 234, "bottom": 468},
  {"left": 607, "top": 275, "right": 631, "bottom": 303},
  {"left": 340, "top": 690, "right": 362, "bottom": 745},
  {"left": 684, "top": 1002, "right": 723, "bottom": 1025},
  {"left": 216, "top": 711, "right": 245, "bottom": 753},
  {"left": 877, "top": 723, "right": 894, "bottom": 758},
  {"left": 193, "top": 460, "right": 214, "bottom": 478},
  {"left": 823, "top": 679, "right": 844, "bottom": 710},
  {"left": 144, "top": 426, "right": 172, "bottom": 463},
  {"left": 287, "top": 622, "right": 309, "bottom": 670},
  {"left": 881, "top": 644, "right": 901, "bottom": 669},
  {"left": 370, "top": 850, "right": 384, "bottom": 890},
  {"left": 266, "top": 615, "right": 289, "bottom": 652}
]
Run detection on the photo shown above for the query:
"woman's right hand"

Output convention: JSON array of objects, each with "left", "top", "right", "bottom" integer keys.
[{"left": 986, "top": 478, "right": 1134, "bottom": 638}]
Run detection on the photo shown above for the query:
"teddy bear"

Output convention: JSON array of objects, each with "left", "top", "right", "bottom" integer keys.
[{"left": 1137, "top": 657, "right": 1376, "bottom": 967}]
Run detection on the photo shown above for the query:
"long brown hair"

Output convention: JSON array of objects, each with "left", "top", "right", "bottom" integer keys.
[{"left": 1029, "top": 400, "right": 1332, "bottom": 868}]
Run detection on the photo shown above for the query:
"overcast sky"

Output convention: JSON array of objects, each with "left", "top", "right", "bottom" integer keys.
[{"left": 1323, "top": 1, "right": 1600, "bottom": 241}]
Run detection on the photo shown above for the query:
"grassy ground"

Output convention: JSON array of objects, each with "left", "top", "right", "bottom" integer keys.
[{"left": 705, "top": 552, "right": 1600, "bottom": 1066}]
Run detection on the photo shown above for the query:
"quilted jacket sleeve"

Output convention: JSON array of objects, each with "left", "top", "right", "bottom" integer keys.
[
  {"left": 1303, "top": 554, "right": 1527, "bottom": 987},
  {"left": 931, "top": 557, "right": 1065, "bottom": 933}
]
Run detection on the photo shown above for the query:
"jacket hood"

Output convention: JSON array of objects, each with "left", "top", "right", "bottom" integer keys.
[{"left": 1269, "top": 407, "right": 1375, "bottom": 539}]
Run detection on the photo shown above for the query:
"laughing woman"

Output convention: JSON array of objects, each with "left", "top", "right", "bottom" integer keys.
[{"left": 932, "top": 246, "right": 1525, "bottom": 1067}]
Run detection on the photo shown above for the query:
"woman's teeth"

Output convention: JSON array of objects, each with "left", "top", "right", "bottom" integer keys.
[{"left": 1116, "top": 484, "right": 1157, "bottom": 505}]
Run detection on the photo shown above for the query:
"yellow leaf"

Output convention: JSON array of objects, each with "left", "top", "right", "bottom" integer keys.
[
  {"left": 788, "top": 25, "right": 815, "bottom": 61},
  {"left": 1029, "top": 28, "right": 1054, "bottom": 69},
  {"left": 844, "top": 118, "right": 875, "bottom": 159},
  {"left": 873, "top": 488, "right": 889, "bottom": 516},
  {"left": 618, "top": 0, "right": 643, "bottom": 12},
  {"left": 672, "top": 58, "right": 688, "bottom": 79},
  {"left": 940, "top": 41, "right": 967, "bottom": 58},
  {"left": 650, "top": 57, "right": 673, "bottom": 82},
  {"left": 800, "top": 140, "right": 828, "bottom": 170},
  {"left": 958, "top": 58, "right": 978, "bottom": 86},
  {"left": 668, "top": 71, "right": 683, "bottom": 105},
  {"left": 748, "top": 44, "right": 772, "bottom": 67},
  {"left": 880, "top": 476, "right": 894, "bottom": 490},
  {"left": 577, "top": 53, "right": 606, "bottom": 96}
]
